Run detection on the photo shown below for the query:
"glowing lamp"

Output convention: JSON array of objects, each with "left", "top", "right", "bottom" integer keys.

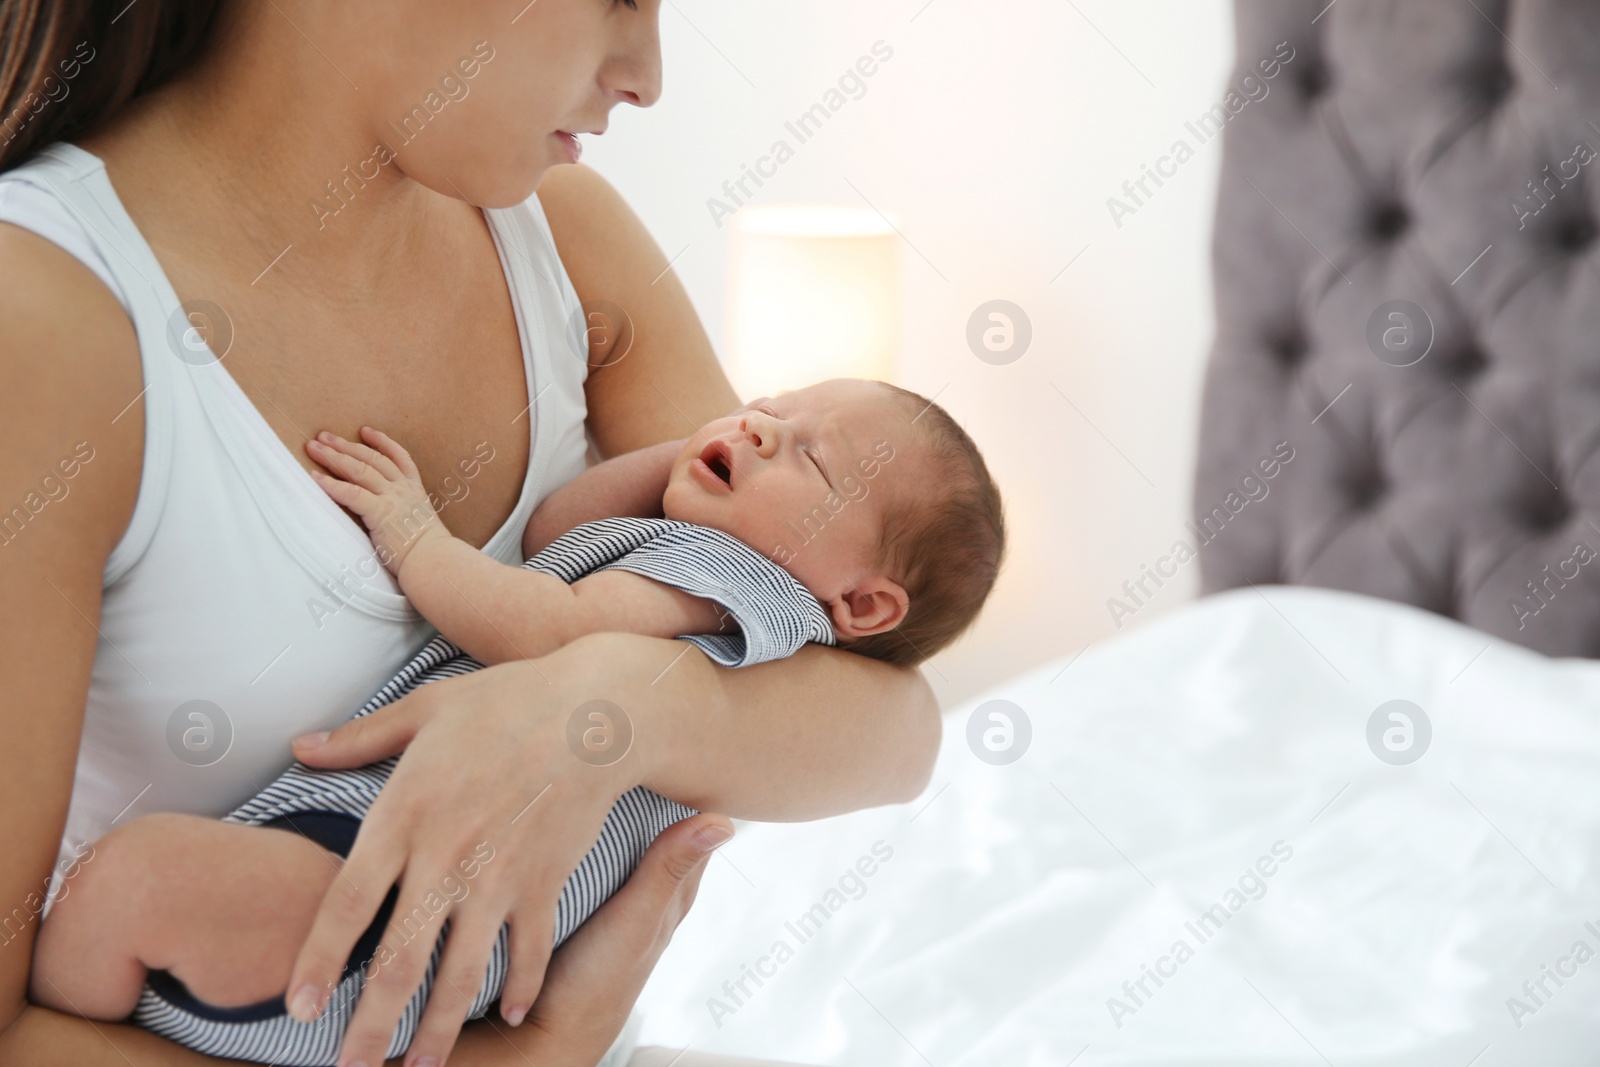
[{"left": 726, "top": 204, "right": 902, "bottom": 398}]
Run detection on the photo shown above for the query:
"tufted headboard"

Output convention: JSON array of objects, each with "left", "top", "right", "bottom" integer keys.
[{"left": 1194, "top": 0, "right": 1600, "bottom": 656}]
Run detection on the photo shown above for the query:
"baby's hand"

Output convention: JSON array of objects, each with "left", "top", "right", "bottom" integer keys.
[{"left": 307, "top": 427, "right": 448, "bottom": 576}]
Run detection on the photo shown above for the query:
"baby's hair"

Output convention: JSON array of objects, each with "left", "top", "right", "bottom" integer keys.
[{"left": 848, "top": 382, "right": 1005, "bottom": 667}]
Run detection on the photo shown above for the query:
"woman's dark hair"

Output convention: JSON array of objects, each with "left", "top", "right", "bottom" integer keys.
[{"left": 0, "top": 1, "right": 224, "bottom": 173}]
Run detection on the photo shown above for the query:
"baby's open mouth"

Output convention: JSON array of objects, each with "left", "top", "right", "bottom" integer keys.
[{"left": 698, "top": 440, "right": 734, "bottom": 488}]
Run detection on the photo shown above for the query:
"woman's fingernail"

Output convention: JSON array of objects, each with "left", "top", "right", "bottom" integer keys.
[
  {"left": 319, "top": 431, "right": 335, "bottom": 442},
  {"left": 295, "top": 731, "right": 328, "bottom": 750},
  {"left": 502, "top": 1003, "right": 528, "bottom": 1027},
  {"left": 410, "top": 1058, "right": 440, "bottom": 1067},
  {"left": 288, "top": 983, "right": 321, "bottom": 1021},
  {"left": 693, "top": 823, "right": 734, "bottom": 851}
]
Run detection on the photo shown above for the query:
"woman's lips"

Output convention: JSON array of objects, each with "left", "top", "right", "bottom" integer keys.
[{"left": 554, "top": 131, "right": 581, "bottom": 164}]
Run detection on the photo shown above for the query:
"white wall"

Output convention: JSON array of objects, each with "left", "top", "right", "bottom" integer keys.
[{"left": 584, "top": 0, "right": 1235, "bottom": 710}]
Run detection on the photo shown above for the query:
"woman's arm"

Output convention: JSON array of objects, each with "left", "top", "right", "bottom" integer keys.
[
  {"left": 536, "top": 163, "right": 942, "bottom": 812},
  {"left": 535, "top": 163, "right": 742, "bottom": 459},
  {"left": 0, "top": 226, "right": 196, "bottom": 1063},
  {"left": 0, "top": 228, "right": 727, "bottom": 1067},
  {"left": 523, "top": 437, "right": 684, "bottom": 556},
  {"left": 637, "top": 633, "right": 940, "bottom": 818},
  {"left": 272, "top": 169, "right": 939, "bottom": 1067},
  {"left": 285, "top": 629, "right": 938, "bottom": 1067}
]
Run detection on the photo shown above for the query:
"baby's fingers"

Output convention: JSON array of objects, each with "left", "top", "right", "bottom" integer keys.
[
  {"left": 309, "top": 467, "right": 378, "bottom": 516},
  {"left": 361, "top": 426, "right": 421, "bottom": 480},
  {"left": 311, "top": 432, "right": 401, "bottom": 489}
]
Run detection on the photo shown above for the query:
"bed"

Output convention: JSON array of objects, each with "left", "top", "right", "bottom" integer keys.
[
  {"left": 634, "top": 586, "right": 1600, "bottom": 1064},
  {"left": 635, "top": 1, "right": 1600, "bottom": 1062}
]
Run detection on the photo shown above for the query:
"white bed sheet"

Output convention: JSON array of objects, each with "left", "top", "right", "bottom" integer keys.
[{"left": 632, "top": 585, "right": 1600, "bottom": 1065}]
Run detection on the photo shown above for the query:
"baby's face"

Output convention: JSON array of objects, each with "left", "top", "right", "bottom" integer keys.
[{"left": 663, "top": 379, "right": 915, "bottom": 606}]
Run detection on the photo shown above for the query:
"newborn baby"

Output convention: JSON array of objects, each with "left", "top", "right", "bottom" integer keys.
[{"left": 30, "top": 378, "right": 1005, "bottom": 1066}]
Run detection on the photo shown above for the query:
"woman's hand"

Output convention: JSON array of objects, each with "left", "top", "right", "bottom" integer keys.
[
  {"left": 284, "top": 642, "right": 666, "bottom": 1067},
  {"left": 486, "top": 810, "right": 730, "bottom": 1063}
]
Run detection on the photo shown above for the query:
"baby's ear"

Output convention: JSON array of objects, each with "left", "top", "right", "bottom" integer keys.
[{"left": 830, "top": 577, "right": 909, "bottom": 639}]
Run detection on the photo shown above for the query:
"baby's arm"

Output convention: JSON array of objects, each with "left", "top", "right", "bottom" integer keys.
[
  {"left": 30, "top": 814, "right": 340, "bottom": 1021},
  {"left": 398, "top": 541, "right": 730, "bottom": 664},
  {"left": 308, "top": 428, "right": 728, "bottom": 665}
]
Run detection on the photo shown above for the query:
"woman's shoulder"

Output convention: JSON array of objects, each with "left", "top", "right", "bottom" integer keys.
[
  {"left": 0, "top": 218, "right": 140, "bottom": 397},
  {"left": 0, "top": 220, "right": 144, "bottom": 556}
]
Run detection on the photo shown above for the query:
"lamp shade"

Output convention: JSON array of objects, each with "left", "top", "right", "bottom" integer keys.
[{"left": 725, "top": 204, "right": 901, "bottom": 399}]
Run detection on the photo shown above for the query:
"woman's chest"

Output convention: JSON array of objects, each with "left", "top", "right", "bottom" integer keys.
[{"left": 173, "top": 253, "right": 535, "bottom": 551}]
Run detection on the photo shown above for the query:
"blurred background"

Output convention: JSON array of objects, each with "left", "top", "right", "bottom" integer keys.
[{"left": 582, "top": 0, "right": 1234, "bottom": 709}]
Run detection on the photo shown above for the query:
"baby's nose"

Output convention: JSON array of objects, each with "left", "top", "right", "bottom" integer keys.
[{"left": 740, "top": 416, "right": 777, "bottom": 454}]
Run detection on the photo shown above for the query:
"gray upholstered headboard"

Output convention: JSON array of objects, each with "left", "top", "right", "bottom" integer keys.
[{"left": 1194, "top": 0, "right": 1600, "bottom": 656}]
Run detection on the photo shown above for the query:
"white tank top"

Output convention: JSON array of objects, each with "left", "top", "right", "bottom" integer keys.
[{"left": 0, "top": 143, "right": 593, "bottom": 905}]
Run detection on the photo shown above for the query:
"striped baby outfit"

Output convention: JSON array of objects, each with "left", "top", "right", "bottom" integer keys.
[{"left": 130, "top": 517, "right": 835, "bottom": 1065}]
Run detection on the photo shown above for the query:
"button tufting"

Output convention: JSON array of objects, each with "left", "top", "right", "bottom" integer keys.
[
  {"left": 1343, "top": 464, "right": 1387, "bottom": 511},
  {"left": 1269, "top": 328, "right": 1308, "bottom": 366},
  {"left": 1368, "top": 202, "right": 1410, "bottom": 241},
  {"left": 1525, "top": 490, "right": 1571, "bottom": 532},
  {"left": 1441, "top": 344, "right": 1488, "bottom": 381},
  {"left": 1554, "top": 216, "right": 1597, "bottom": 252},
  {"left": 1470, "top": 63, "right": 1513, "bottom": 107},
  {"left": 1297, "top": 62, "right": 1331, "bottom": 99}
]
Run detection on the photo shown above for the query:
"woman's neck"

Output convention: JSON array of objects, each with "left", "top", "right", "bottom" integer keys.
[{"left": 76, "top": 4, "right": 462, "bottom": 303}]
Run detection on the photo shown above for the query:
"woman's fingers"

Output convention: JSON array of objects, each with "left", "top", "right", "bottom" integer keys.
[
  {"left": 282, "top": 822, "right": 409, "bottom": 1028},
  {"left": 331, "top": 867, "right": 457, "bottom": 1067},
  {"left": 519, "top": 814, "right": 731, "bottom": 1050},
  {"left": 401, "top": 907, "right": 509, "bottom": 1067},
  {"left": 497, "top": 903, "right": 558, "bottom": 1027},
  {"left": 292, "top": 691, "right": 431, "bottom": 768}
]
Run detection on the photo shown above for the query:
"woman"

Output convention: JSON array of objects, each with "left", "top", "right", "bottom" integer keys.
[{"left": 0, "top": 1, "right": 939, "bottom": 1065}]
